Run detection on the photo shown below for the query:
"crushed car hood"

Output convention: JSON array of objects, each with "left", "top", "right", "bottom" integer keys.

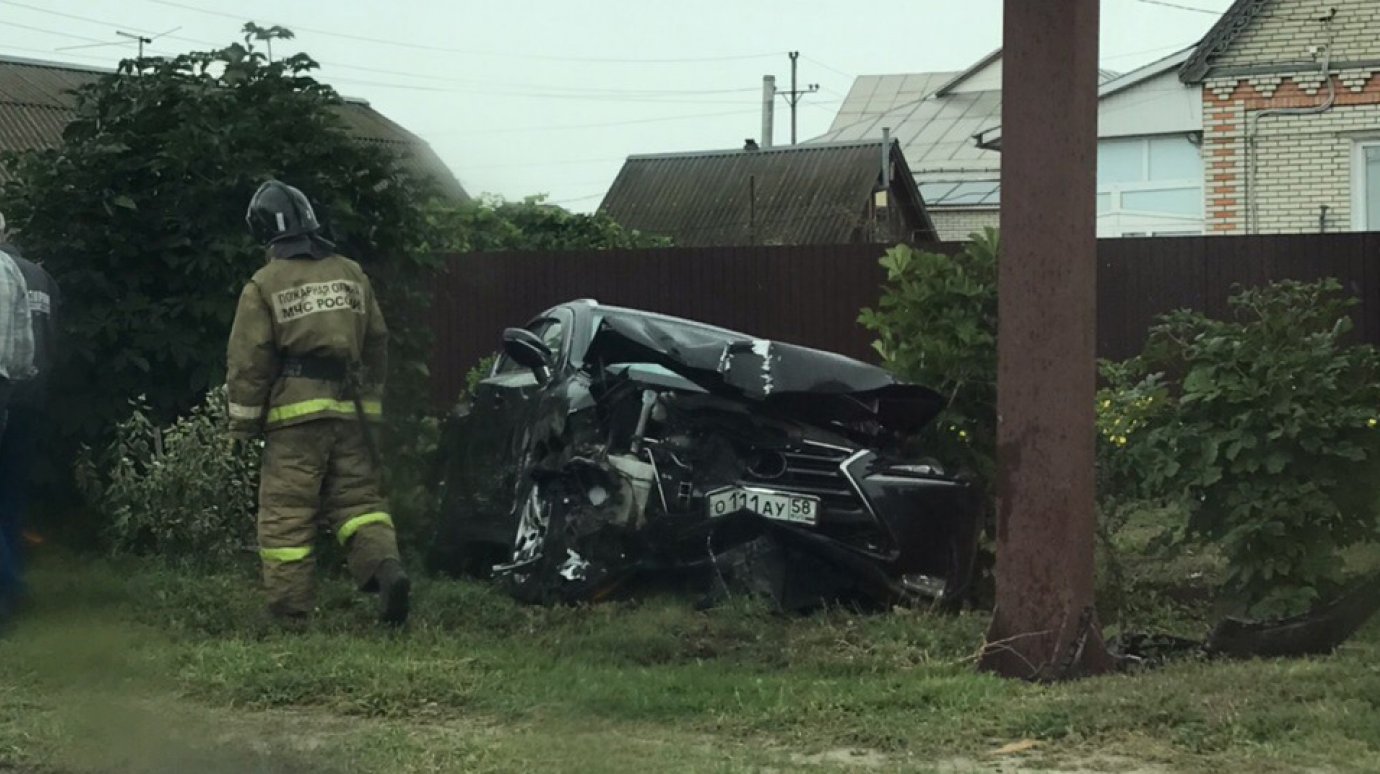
[{"left": 584, "top": 312, "right": 945, "bottom": 434}]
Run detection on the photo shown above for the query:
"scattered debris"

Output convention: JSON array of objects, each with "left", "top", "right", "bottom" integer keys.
[
  {"left": 991, "top": 739, "right": 1040, "bottom": 756},
  {"left": 1112, "top": 570, "right": 1380, "bottom": 666}
]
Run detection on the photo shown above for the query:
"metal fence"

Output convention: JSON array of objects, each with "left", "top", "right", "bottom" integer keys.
[{"left": 427, "top": 234, "right": 1380, "bottom": 404}]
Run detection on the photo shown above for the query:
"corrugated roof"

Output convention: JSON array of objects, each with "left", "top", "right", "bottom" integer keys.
[
  {"left": 599, "top": 140, "right": 934, "bottom": 246},
  {"left": 0, "top": 53, "right": 466, "bottom": 198},
  {"left": 826, "top": 71, "right": 957, "bottom": 133},
  {"left": 813, "top": 85, "right": 1003, "bottom": 183},
  {"left": 813, "top": 53, "right": 1130, "bottom": 209}
]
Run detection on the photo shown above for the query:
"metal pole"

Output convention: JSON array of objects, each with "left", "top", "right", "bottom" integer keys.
[
  {"left": 880, "top": 126, "right": 891, "bottom": 189},
  {"left": 979, "top": 0, "right": 1112, "bottom": 680},
  {"left": 790, "top": 51, "right": 799, "bottom": 145},
  {"left": 762, "top": 75, "right": 776, "bottom": 149},
  {"left": 749, "top": 175, "right": 757, "bottom": 245}
]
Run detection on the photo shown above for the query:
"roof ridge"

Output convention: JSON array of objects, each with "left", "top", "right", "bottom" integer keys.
[
  {"left": 0, "top": 53, "right": 113, "bottom": 75},
  {"left": 933, "top": 48, "right": 1002, "bottom": 97},
  {"left": 625, "top": 138, "right": 892, "bottom": 161},
  {"left": 1179, "top": 0, "right": 1263, "bottom": 83}
]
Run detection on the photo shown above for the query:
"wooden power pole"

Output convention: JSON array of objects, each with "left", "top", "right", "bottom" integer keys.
[{"left": 979, "top": 0, "right": 1113, "bottom": 680}]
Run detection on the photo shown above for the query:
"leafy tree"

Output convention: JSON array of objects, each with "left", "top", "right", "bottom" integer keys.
[
  {"left": 425, "top": 194, "right": 670, "bottom": 252},
  {"left": 858, "top": 230, "right": 998, "bottom": 489},
  {"left": 0, "top": 25, "right": 441, "bottom": 445},
  {"left": 1098, "top": 279, "right": 1380, "bottom": 615}
]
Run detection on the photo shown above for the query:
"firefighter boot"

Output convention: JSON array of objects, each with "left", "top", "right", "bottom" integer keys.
[{"left": 375, "top": 559, "right": 410, "bottom": 626}]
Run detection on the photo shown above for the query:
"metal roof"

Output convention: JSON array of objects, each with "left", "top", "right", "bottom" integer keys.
[
  {"left": 600, "top": 140, "right": 935, "bottom": 246},
  {"left": 973, "top": 46, "right": 1199, "bottom": 150},
  {"left": 0, "top": 53, "right": 466, "bottom": 199},
  {"left": 826, "top": 71, "right": 958, "bottom": 134},
  {"left": 1178, "top": 0, "right": 1265, "bottom": 83},
  {"left": 813, "top": 52, "right": 1133, "bottom": 209},
  {"left": 813, "top": 83, "right": 1003, "bottom": 182}
]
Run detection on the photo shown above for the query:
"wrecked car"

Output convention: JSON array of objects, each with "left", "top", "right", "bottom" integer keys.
[{"left": 431, "top": 299, "right": 980, "bottom": 610}]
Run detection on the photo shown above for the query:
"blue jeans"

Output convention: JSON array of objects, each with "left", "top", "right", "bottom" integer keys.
[{"left": 0, "top": 407, "right": 36, "bottom": 604}]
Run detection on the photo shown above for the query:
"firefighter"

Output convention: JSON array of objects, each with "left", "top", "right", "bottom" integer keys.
[{"left": 227, "top": 180, "right": 409, "bottom": 626}]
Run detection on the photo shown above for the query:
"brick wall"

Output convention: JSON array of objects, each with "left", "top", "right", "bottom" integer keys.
[
  {"left": 930, "top": 208, "right": 999, "bottom": 242},
  {"left": 1203, "top": 74, "right": 1380, "bottom": 234},
  {"left": 1215, "top": 0, "right": 1380, "bottom": 70},
  {"left": 1200, "top": 0, "right": 1380, "bottom": 234}
]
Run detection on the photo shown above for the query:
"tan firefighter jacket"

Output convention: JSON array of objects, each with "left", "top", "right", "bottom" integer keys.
[{"left": 226, "top": 253, "right": 387, "bottom": 438}]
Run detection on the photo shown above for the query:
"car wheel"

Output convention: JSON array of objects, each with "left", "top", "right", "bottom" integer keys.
[
  {"left": 901, "top": 519, "right": 978, "bottom": 612},
  {"left": 496, "top": 477, "right": 624, "bottom": 605}
]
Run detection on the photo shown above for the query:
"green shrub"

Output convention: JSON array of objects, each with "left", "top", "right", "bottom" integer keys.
[
  {"left": 76, "top": 387, "right": 260, "bottom": 563},
  {"left": 1097, "top": 279, "right": 1380, "bottom": 615},
  {"left": 460, "top": 353, "right": 497, "bottom": 404},
  {"left": 859, "top": 229, "right": 998, "bottom": 489},
  {"left": 0, "top": 25, "right": 440, "bottom": 455}
]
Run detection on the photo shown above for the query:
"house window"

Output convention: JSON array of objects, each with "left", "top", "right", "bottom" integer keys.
[
  {"left": 1097, "top": 134, "right": 1204, "bottom": 237},
  {"left": 1352, "top": 141, "right": 1380, "bottom": 231}
]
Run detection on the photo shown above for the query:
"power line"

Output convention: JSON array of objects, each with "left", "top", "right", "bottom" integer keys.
[
  {"left": 0, "top": 42, "right": 122, "bottom": 67},
  {"left": 0, "top": 19, "right": 114, "bottom": 45},
  {"left": 1100, "top": 41, "right": 1197, "bottom": 62},
  {"left": 548, "top": 192, "right": 607, "bottom": 206},
  {"left": 314, "top": 74, "right": 763, "bottom": 104},
  {"left": 3, "top": 0, "right": 772, "bottom": 97},
  {"left": 421, "top": 108, "right": 760, "bottom": 137},
  {"left": 1134, "top": 0, "right": 1222, "bottom": 16},
  {"left": 801, "top": 55, "right": 855, "bottom": 81},
  {"left": 461, "top": 156, "right": 630, "bottom": 171},
  {"left": 2, "top": 0, "right": 779, "bottom": 102},
  {"left": 144, "top": 0, "right": 782, "bottom": 64}
]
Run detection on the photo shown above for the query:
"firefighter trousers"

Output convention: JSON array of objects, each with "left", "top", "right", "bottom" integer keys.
[{"left": 256, "top": 418, "right": 400, "bottom": 616}]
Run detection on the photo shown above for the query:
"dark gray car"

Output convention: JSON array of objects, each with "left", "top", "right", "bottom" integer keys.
[{"left": 431, "top": 299, "right": 979, "bottom": 610}]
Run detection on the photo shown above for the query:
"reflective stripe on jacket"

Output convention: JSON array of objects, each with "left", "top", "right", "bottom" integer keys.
[{"left": 226, "top": 253, "right": 387, "bottom": 436}]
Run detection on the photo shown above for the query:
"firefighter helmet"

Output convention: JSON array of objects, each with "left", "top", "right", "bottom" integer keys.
[{"left": 246, "top": 180, "right": 321, "bottom": 246}]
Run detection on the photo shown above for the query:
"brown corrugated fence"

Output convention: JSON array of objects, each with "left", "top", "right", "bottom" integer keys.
[{"left": 427, "top": 234, "right": 1380, "bottom": 405}]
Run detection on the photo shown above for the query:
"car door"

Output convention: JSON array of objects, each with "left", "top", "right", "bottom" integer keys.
[{"left": 461, "top": 314, "right": 570, "bottom": 536}]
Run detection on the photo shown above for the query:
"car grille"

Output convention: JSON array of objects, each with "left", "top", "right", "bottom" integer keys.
[{"left": 742, "top": 442, "right": 864, "bottom": 514}]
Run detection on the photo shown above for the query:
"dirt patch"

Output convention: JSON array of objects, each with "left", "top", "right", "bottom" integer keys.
[{"left": 793, "top": 748, "right": 892, "bottom": 769}]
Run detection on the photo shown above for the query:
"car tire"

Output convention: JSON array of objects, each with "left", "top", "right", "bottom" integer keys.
[{"left": 498, "top": 477, "right": 626, "bottom": 605}]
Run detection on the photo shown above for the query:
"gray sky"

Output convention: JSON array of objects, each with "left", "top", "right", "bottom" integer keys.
[{"left": 1, "top": 0, "right": 1235, "bottom": 210}]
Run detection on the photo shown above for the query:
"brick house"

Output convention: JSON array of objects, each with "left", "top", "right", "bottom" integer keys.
[{"left": 1182, "top": 0, "right": 1380, "bottom": 234}]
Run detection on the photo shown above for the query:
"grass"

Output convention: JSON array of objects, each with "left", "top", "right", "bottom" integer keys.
[{"left": 2, "top": 515, "right": 1379, "bottom": 773}]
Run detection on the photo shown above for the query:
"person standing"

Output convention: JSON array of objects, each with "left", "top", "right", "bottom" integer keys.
[
  {"left": 0, "top": 217, "right": 58, "bottom": 617},
  {"left": 227, "top": 181, "right": 409, "bottom": 627},
  {"left": 0, "top": 233, "right": 34, "bottom": 621}
]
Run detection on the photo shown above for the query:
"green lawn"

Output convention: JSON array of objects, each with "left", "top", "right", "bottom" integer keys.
[{"left": 2, "top": 537, "right": 1378, "bottom": 773}]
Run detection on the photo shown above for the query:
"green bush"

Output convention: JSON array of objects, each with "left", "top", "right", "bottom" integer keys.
[
  {"left": 859, "top": 229, "right": 998, "bottom": 489},
  {"left": 76, "top": 387, "right": 260, "bottom": 563},
  {"left": 1098, "top": 279, "right": 1380, "bottom": 615},
  {"left": 424, "top": 194, "right": 670, "bottom": 252},
  {"left": 0, "top": 24, "right": 440, "bottom": 449}
]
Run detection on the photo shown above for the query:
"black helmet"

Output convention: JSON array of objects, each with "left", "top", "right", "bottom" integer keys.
[{"left": 246, "top": 180, "right": 320, "bottom": 246}]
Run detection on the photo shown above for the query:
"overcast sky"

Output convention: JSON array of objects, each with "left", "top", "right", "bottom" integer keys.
[{"left": 1, "top": 0, "right": 1235, "bottom": 210}]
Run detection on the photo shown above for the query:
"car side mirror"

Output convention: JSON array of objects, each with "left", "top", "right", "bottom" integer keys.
[{"left": 503, "top": 327, "right": 553, "bottom": 382}]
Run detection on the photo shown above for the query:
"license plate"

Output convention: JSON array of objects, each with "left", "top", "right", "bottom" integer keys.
[{"left": 707, "top": 486, "right": 819, "bottom": 526}]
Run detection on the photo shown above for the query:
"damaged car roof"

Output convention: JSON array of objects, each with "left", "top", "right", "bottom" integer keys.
[{"left": 576, "top": 303, "right": 946, "bottom": 433}]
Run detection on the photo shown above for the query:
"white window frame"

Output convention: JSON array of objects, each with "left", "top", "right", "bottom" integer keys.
[
  {"left": 1351, "top": 139, "right": 1380, "bottom": 231},
  {"left": 1097, "top": 135, "right": 1203, "bottom": 230}
]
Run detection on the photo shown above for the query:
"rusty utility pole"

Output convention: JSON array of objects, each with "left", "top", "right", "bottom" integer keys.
[{"left": 978, "top": 0, "right": 1113, "bottom": 680}]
